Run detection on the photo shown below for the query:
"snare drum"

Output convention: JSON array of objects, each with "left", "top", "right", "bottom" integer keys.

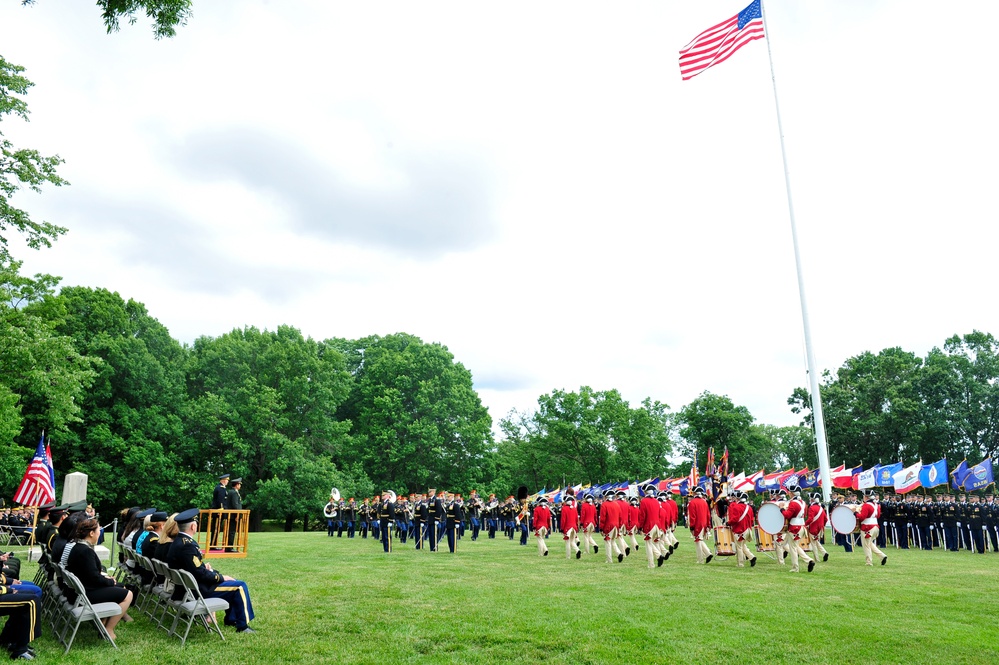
[
  {"left": 754, "top": 526, "right": 775, "bottom": 552},
  {"left": 714, "top": 526, "right": 736, "bottom": 556},
  {"left": 757, "top": 502, "right": 787, "bottom": 535}
]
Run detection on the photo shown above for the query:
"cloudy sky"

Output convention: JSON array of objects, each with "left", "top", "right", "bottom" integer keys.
[{"left": 2, "top": 1, "right": 997, "bottom": 435}]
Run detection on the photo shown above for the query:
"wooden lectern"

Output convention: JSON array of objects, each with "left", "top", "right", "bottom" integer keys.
[{"left": 197, "top": 509, "right": 250, "bottom": 558}]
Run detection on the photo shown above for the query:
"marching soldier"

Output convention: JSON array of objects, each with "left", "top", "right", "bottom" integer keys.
[
  {"left": 561, "top": 491, "right": 582, "bottom": 560},
  {"left": 687, "top": 486, "right": 713, "bottom": 564},
  {"left": 324, "top": 495, "right": 338, "bottom": 537},
  {"left": 857, "top": 489, "right": 888, "bottom": 566},
  {"left": 445, "top": 492, "right": 463, "bottom": 553},
  {"left": 780, "top": 484, "right": 815, "bottom": 573},
  {"left": 427, "top": 489, "right": 443, "bottom": 552},
  {"left": 532, "top": 497, "right": 551, "bottom": 556},
  {"left": 379, "top": 491, "right": 396, "bottom": 553},
  {"left": 727, "top": 490, "right": 756, "bottom": 568},
  {"left": 805, "top": 492, "right": 829, "bottom": 563},
  {"left": 579, "top": 493, "right": 598, "bottom": 555}
]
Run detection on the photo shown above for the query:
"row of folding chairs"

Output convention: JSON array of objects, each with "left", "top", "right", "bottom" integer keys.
[
  {"left": 40, "top": 562, "right": 122, "bottom": 653},
  {"left": 118, "top": 546, "right": 229, "bottom": 646},
  {"left": 32, "top": 543, "right": 228, "bottom": 651}
]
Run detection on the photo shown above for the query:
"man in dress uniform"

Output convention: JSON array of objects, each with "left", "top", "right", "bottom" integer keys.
[
  {"left": 579, "top": 493, "right": 598, "bottom": 555},
  {"left": 856, "top": 490, "right": 888, "bottom": 566},
  {"left": 805, "top": 492, "right": 829, "bottom": 563},
  {"left": 686, "top": 486, "right": 713, "bottom": 564},
  {"left": 485, "top": 494, "right": 499, "bottom": 539},
  {"left": 532, "top": 497, "right": 551, "bottom": 557},
  {"left": 966, "top": 494, "right": 985, "bottom": 553},
  {"left": 444, "top": 493, "right": 462, "bottom": 553},
  {"left": 727, "top": 490, "right": 756, "bottom": 568},
  {"left": 626, "top": 495, "right": 641, "bottom": 555},
  {"left": 210, "top": 473, "right": 229, "bottom": 548},
  {"left": 426, "top": 489, "right": 443, "bottom": 552},
  {"left": 638, "top": 485, "right": 664, "bottom": 568},
  {"left": 561, "top": 491, "right": 582, "bottom": 560},
  {"left": 226, "top": 477, "right": 243, "bottom": 552},
  {"left": 984, "top": 494, "right": 998, "bottom": 552},
  {"left": 614, "top": 490, "right": 631, "bottom": 557},
  {"left": 779, "top": 484, "right": 815, "bottom": 573},
  {"left": 167, "top": 508, "right": 257, "bottom": 633},
  {"left": 939, "top": 494, "right": 959, "bottom": 551},
  {"left": 378, "top": 492, "right": 396, "bottom": 553},
  {"left": 599, "top": 489, "right": 623, "bottom": 564},
  {"left": 468, "top": 491, "right": 483, "bottom": 541}
]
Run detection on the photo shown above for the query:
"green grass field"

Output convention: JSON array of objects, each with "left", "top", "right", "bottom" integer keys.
[{"left": 15, "top": 530, "right": 999, "bottom": 664}]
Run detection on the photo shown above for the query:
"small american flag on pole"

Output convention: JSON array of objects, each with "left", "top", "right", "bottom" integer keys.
[
  {"left": 12, "top": 434, "right": 56, "bottom": 506},
  {"left": 679, "top": 0, "right": 765, "bottom": 81}
]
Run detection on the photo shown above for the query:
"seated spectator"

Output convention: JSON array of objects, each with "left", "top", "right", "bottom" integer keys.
[
  {"left": 64, "top": 519, "right": 133, "bottom": 642},
  {"left": 0, "top": 589, "right": 40, "bottom": 660},
  {"left": 166, "top": 509, "right": 257, "bottom": 633}
]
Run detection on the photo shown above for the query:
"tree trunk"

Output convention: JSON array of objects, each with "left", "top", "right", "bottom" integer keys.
[
  {"left": 284, "top": 514, "right": 295, "bottom": 532},
  {"left": 302, "top": 513, "right": 309, "bottom": 532}
]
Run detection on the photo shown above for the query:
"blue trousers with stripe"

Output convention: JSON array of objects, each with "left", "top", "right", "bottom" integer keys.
[{"left": 208, "top": 580, "right": 255, "bottom": 629}]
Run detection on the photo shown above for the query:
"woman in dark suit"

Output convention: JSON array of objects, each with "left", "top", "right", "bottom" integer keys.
[{"left": 65, "top": 518, "right": 133, "bottom": 641}]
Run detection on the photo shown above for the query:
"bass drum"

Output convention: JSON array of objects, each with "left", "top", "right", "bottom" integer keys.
[
  {"left": 757, "top": 502, "right": 786, "bottom": 535},
  {"left": 831, "top": 505, "right": 858, "bottom": 535}
]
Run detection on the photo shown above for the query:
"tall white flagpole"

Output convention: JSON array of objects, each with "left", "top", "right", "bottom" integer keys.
[{"left": 759, "top": 0, "right": 833, "bottom": 502}]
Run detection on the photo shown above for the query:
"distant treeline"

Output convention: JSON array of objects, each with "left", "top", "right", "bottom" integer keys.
[{"left": 3, "top": 261, "right": 997, "bottom": 528}]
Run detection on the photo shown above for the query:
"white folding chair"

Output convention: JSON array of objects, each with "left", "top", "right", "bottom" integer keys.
[
  {"left": 54, "top": 565, "right": 122, "bottom": 653},
  {"left": 169, "top": 568, "right": 229, "bottom": 645}
]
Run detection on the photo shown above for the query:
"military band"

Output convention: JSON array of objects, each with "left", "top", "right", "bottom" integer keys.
[{"left": 323, "top": 483, "right": 999, "bottom": 575}]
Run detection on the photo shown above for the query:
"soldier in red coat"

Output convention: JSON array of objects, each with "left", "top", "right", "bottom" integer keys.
[
  {"left": 664, "top": 494, "right": 680, "bottom": 551},
  {"left": 627, "top": 496, "right": 641, "bottom": 555},
  {"left": 614, "top": 490, "right": 632, "bottom": 558},
  {"left": 561, "top": 493, "right": 581, "bottom": 559},
  {"left": 600, "top": 489, "right": 624, "bottom": 563},
  {"left": 532, "top": 498, "right": 552, "bottom": 557},
  {"left": 639, "top": 485, "right": 666, "bottom": 568},
  {"left": 779, "top": 484, "right": 815, "bottom": 573},
  {"left": 727, "top": 491, "right": 757, "bottom": 568},
  {"left": 805, "top": 492, "right": 829, "bottom": 563},
  {"left": 579, "top": 494, "right": 598, "bottom": 555},
  {"left": 686, "top": 486, "right": 713, "bottom": 564},
  {"left": 857, "top": 489, "right": 888, "bottom": 566}
]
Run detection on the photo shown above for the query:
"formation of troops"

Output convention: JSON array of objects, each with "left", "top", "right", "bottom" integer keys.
[{"left": 322, "top": 483, "right": 999, "bottom": 568}]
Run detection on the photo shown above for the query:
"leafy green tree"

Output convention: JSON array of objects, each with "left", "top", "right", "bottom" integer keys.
[
  {"left": 920, "top": 332, "right": 999, "bottom": 461},
  {"left": 751, "top": 424, "right": 816, "bottom": 471},
  {"left": 186, "top": 326, "right": 355, "bottom": 530},
  {"left": 495, "top": 388, "right": 674, "bottom": 490},
  {"left": 51, "top": 287, "right": 194, "bottom": 511},
  {"left": 0, "top": 58, "right": 67, "bottom": 265},
  {"left": 677, "top": 391, "right": 763, "bottom": 471},
  {"left": 20, "top": 0, "right": 192, "bottom": 38},
  {"left": 339, "top": 333, "right": 492, "bottom": 495},
  {"left": 790, "top": 348, "right": 925, "bottom": 466}
]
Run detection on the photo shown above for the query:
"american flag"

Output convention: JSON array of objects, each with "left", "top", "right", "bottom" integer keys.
[
  {"left": 12, "top": 434, "right": 56, "bottom": 506},
  {"left": 679, "top": 1, "right": 765, "bottom": 81}
]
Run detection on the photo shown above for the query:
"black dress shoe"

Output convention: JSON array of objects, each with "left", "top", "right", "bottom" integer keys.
[
  {"left": 750, "top": 557, "right": 757, "bottom": 567},
  {"left": 625, "top": 547, "right": 630, "bottom": 556},
  {"left": 576, "top": 550, "right": 581, "bottom": 559},
  {"left": 543, "top": 550, "right": 548, "bottom": 556},
  {"left": 823, "top": 552, "right": 829, "bottom": 562},
  {"left": 617, "top": 553, "right": 624, "bottom": 563},
  {"left": 594, "top": 546, "right": 599, "bottom": 554},
  {"left": 881, "top": 556, "right": 888, "bottom": 566},
  {"left": 705, "top": 555, "right": 713, "bottom": 564},
  {"left": 807, "top": 560, "right": 815, "bottom": 573},
  {"left": 657, "top": 556, "right": 664, "bottom": 567}
]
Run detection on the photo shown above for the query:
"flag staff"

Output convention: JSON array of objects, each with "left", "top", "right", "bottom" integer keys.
[{"left": 759, "top": 0, "right": 833, "bottom": 503}]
